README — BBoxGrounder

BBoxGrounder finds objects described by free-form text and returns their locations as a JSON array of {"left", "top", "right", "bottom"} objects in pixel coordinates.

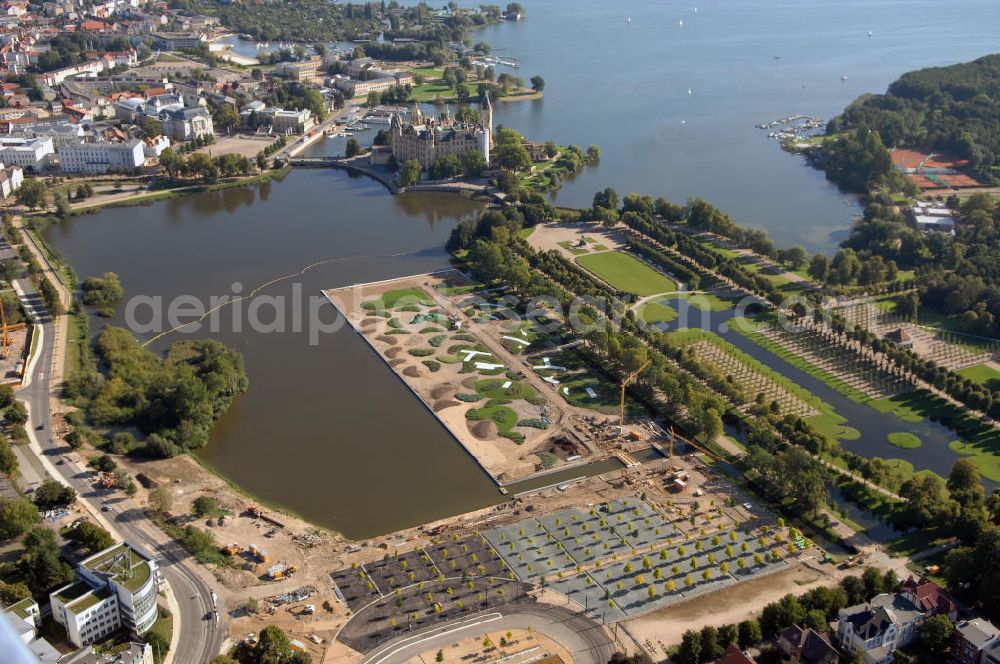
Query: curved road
[
  {"left": 359, "top": 603, "right": 614, "bottom": 664},
  {"left": 12, "top": 232, "right": 225, "bottom": 664}
]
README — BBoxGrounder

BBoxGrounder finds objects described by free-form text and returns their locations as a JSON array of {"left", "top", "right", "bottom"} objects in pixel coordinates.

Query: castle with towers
[{"left": 388, "top": 96, "right": 493, "bottom": 171}]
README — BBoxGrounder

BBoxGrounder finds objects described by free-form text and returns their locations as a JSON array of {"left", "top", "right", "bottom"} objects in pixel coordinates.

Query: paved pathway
[{"left": 359, "top": 603, "right": 614, "bottom": 664}]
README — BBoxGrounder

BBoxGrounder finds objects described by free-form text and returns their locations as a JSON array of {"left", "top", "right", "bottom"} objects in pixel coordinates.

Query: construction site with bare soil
[{"left": 323, "top": 270, "right": 656, "bottom": 486}]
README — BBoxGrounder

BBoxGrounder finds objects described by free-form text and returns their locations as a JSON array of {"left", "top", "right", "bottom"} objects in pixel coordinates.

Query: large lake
[{"left": 46, "top": 0, "right": 1000, "bottom": 538}]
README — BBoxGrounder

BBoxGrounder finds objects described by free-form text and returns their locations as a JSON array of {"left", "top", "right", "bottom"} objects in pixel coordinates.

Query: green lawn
[
  {"left": 673, "top": 292, "right": 737, "bottom": 312},
  {"left": 958, "top": 363, "right": 1000, "bottom": 391},
  {"left": 576, "top": 251, "right": 678, "bottom": 296},
  {"left": 637, "top": 301, "right": 678, "bottom": 324},
  {"left": 886, "top": 432, "right": 922, "bottom": 449},
  {"left": 364, "top": 287, "right": 433, "bottom": 310}
]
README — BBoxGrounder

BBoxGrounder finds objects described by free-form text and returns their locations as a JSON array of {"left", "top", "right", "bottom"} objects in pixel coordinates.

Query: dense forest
[
  {"left": 825, "top": 53, "right": 1000, "bottom": 184},
  {"left": 186, "top": 0, "right": 506, "bottom": 44},
  {"left": 64, "top": 327, "right": 249, "bottom": 458}
]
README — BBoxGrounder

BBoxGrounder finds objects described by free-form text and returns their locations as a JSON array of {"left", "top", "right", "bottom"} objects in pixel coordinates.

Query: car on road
[
  {"left": 101, "top": 504, "right": 112, "bottom": 512},
  {"left": 35, "top": 424, "right": 44, "bottom": 430},
  {"left": 743, "top": 502, "right": 753, "bottom": 510}
]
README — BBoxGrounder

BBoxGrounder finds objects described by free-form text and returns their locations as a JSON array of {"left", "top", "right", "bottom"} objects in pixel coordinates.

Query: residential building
[
  {"left": 899, "top": 576, "right": 957, "bottom": 621},
  {"left": 150, "top": 31, "right": 205, "bottom": 50},
  {"left": 953, "top": 619, "right": 1000, "bottom": 664},
  {"left": 331, "top": 71, "right": 414, "bottom": 97},
  {"left": 0, "top": 162, "right": 23, "bottom": 196},
  {"left": 3, "top": 597, "right": 62, "bottom": 663},
  {"left": 50, "top": 541, "right": 161, "bottom": 648},
  {"left": 277, "top": 57, "right": 323, "bottom": 81},
  {"left": 836, "top": 581, "right": 955, "bottom": 664},
  {"left": 114, "top": 94, "right": 213, "bottom": 141},
  {"left": 984, "top": 640, "right": 1000, "bottom": 664},
  {"left": 142, "top": 134, "right": 170, "bottom": 157},
  {"left": 389, "top": 97, "right": 492, "bottom": 171},
  {"left": 9, "top": 120, "right": 87, "bottom": 146},
  {"left": 59, "top": 138, "right": 145, "bottom": 173},
  {"left": 0, "top": 135, "right": 54, "bottom": 170},
  {"left": 61, "top": 641, "right": 154, "bottom": 664},
  {"left": 262, "top": 107, "right": 315, "bottom": 135},
  {"left": 716, "top": 643, "right": 757, "bottom": 664},
  {"left": 778, "top": 625, "right": 840, "bottom": 664}
]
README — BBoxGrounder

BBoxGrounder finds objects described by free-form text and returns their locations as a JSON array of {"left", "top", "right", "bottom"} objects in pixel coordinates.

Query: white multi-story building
[
  {"left": 0, "top": 162, "right": 23, "bottom": 196},
  {"left": 50, "top": 541, "right": 161, "bottom": 648},
  {"left": 0, "top": 136, "right": 54, "bottom": 171},
  {"left": 59, "top": 139, "right": 146, "bottom": 173},
  {"left": 114, "top": 94, "right": 214, "bottom": 142}
]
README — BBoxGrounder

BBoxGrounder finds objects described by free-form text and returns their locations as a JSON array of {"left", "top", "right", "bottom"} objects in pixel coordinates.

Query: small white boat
[
  {"left": 679, "top": 19, "right": 684, "bottom": 27},
  {"left": 626, "top": 16, "right": 631, "bottom": 24},
  {"left": 867, "top": 30, "right": 873, "bottom": 37},
  {"left": 687, "top": 87, "right": 693, "bottom": 96},
  {"left": 840, "top": 75, "right": 848, "bottom": 81}
]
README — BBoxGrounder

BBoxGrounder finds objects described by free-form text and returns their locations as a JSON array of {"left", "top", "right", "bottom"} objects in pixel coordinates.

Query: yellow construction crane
[
  {"left": 0, "top": 301, "right": 9, "bottom": 360},
  {"left": 619, "top": 359, "right": 651, "bottom": 438}
]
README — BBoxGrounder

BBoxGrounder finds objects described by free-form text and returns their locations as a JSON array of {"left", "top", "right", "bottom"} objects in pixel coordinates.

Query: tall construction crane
[
  {"left": 619, "top": 358, "right": 651, "bottom": 438},
  {"left": 0, "top": 301, "right": 9, "bottom": 360}
]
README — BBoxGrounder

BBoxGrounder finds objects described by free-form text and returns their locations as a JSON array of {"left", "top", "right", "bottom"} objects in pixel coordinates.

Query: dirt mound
[
  {"left": 470, "top": 420, "right": 497, "bottom": 440},
  {"left": 385, "top": 346, "right": 402, "bottom": 359},
  {"left": 434, "top": 400, "right": 460, "bottom": 412},
  {"left": 402, "top": 366, "right": 421, "bottom": 378},
  {"left": 430, "top": 384, "right": 455, "bottom": 400},
  {"left": 361, "top": 318, "right": 380, "bottom": 327},
  {"left": 376, "top": 335, "right": 399, "bottom": 346},
  {"left": 461, "top": 376, "right": 479, "bottom": 389},
  {"left": 389, "top": 358, "right": 406, "bottom": 368}
]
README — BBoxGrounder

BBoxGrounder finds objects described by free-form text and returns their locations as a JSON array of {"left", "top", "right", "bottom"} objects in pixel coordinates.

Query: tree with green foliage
[
  {"left": 0, "top": 580, "right": 31, "bottom": 605},
  {"left": 192, "top": 495, "right": 221, "bottom": 518},
  {"left": 32, "top": 479, "right": 76, "bottom": 510},
  {"left": 530, "top": 75, "right": 545, "bottom": 92},
  {"left": 399, "top": 159, "right": 422, "bottom": 187},
  {"left": 0, "top": 436, "right": 16, "bottom": 476},
  {"left": 675, "top": 630, "right": 701, "bottom": 664},
  {"left": 19, "top": 526, "right": 73, "bottom": 595},
  {"left": 15, "top": 178, "right": 47, "bottom": 210},
  {"left": 737, "top": 619, "right": 762, "bottom": 650},
  {"left": 65, "top": 521, "right": 114, "bottom": 554},
  {"left": 0, "top": 496, "right": 38, "bottom": 540},
  {"left": 345, "top": 137, "right": 362, "bottom": 158},
  {"left": 921, "top": 614, "right": 954, "bottom": 654},
  {"left": 81, "top": 272, "right": 124, "bottom": 306}
]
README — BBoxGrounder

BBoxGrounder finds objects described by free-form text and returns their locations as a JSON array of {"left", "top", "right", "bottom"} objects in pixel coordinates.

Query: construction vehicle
[
  {"left": 619, "top": 359, "right": 651, "bottom": 439},
  {"left": 222, "top": 543, "right": 242, "bottom": 556},
  {"left": 248, "top": 544, "right": 269, "bottom": 563},
  {"left": 267, "top": 563, "right": 297, "bottom": 580},
  {"left": 0, "top": 301, "right": 10, "bottom": 359}
]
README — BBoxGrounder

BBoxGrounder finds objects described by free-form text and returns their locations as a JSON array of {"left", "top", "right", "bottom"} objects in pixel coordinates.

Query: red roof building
[
  {"left": 717, "top": 644, "right": 757, "bottom": 664},
  {"left": 899, "top": 576, "right": 957, "bottom": 620}
]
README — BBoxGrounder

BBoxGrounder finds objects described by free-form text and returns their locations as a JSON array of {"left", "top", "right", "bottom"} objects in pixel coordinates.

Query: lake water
[
  {"left": 312, "top": 0, "right": 1000, "bottom": 251},
  {"left": 45, "top": 0, "right": 1000, "bottom": 538}
]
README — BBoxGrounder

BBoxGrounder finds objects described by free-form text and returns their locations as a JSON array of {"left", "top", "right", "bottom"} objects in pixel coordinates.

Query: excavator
[
  {"left": 0, "top": 300, "right": 10, "bottom": 360},
  {"left": 619, "top": 358, "right": 651, "bottom": 439}
]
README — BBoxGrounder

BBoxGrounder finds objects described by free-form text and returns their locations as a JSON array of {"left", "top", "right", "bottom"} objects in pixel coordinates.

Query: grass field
[
  {"left": 637, "top": 301, "right": 678, "bottom": 324},
  {"left": 672, "top": 292, "right": 737, "bottom": 312},
  {"left": 364, "top": 287, "right": 433, "bottom": 310},
  {"left": 576, "top": 251, "right": 678, "bottom": 296},
  {"left": 958, "top": 363, "right": 1000, "bottom": 391},
  {"left": 886, "top": 432, "right": 922, "bottom": 449}
]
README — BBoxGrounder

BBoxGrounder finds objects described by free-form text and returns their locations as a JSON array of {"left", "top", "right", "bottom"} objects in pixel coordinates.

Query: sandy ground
[
  {"left": 196, "top": 134, "right": 278, "bottom": 159},
  {"left": 324, "top": 271, "right": 596, "bottom": 484},
  {"left": 624, "top": 563, "right": 831, "bottom": 656},
  {"left": 405, "top": 628, "right": 573, "bottom": 664},
  {"left": 526, "top": 223, "right": 625, "bottom": 259}
]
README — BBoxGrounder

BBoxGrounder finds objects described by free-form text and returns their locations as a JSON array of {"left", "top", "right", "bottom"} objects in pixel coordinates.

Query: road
[
  {"left": 10, "top": 229, "right": 226, "bottom": 664},
  {"left": 359, "top": 603, "right": 614, "bottom": 664}
]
